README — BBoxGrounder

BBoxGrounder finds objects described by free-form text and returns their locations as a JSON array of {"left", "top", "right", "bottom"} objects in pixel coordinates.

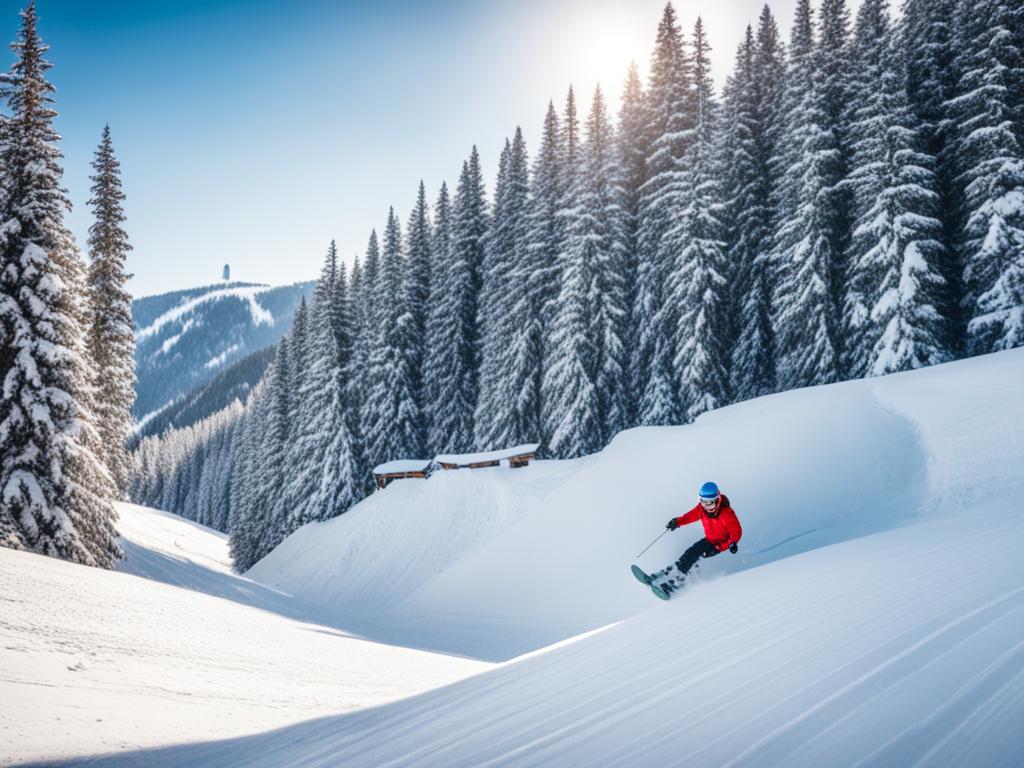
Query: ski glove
[
  {"left": 666, "top": 518, "right": 680, "bottom": 531},
  {"left": 729, "top": 543, "right": 738, "bottom": 554}
]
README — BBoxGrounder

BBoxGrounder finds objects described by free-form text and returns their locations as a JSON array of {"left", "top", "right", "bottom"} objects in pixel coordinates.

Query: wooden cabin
[
  {"left": 433, "top": 443, "right": 540, "bottom": 471},
  {"left": 372, "top": 459, "right": 431, "bottom": 490}
]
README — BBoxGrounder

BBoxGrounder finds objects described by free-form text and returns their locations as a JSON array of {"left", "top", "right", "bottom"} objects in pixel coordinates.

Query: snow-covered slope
[
  {"left": 0, "top": 505, "right": 488, "bottom": 766},
  {"left": 9, "top": 350, "right": 1024, "bottom": 768},
  {"left": 132, "top": 281, "right": 314, "bottom": 430},
  {"left": 59, "top": 510, "right": 1024, "bottom": 768},
  {"left": 249, "top": 349, "right": 1023, "bottom": 662}
]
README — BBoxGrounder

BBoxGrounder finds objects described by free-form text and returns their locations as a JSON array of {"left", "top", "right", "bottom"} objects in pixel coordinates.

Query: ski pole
[{"left": 635, "top": 529, "right": 668, "bottom": 559}]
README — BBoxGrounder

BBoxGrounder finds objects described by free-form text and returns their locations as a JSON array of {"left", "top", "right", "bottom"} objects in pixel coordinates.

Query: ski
[{"left": 631, "top": 565, "right": 672, "bottom": 600}]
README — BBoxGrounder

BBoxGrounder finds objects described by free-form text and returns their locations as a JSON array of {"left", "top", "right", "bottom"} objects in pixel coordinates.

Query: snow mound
[{"left": 249, "top": 349, "right": 1024, "bottom": 661}]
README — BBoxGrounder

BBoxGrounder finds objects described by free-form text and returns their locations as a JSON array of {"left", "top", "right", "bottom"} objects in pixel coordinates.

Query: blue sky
[{"left": 4, "top": 0, "right": 828, "bottom": 297}]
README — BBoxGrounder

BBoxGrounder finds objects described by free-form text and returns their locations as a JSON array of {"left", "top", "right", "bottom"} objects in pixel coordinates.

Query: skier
[{"left": 656, "top": 481, "right": 742, "bottom": 595}]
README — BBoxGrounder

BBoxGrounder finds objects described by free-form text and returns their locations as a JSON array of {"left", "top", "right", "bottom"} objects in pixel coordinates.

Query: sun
[{"left": 565, "top": 3, "right": 653, "bottom": 104}]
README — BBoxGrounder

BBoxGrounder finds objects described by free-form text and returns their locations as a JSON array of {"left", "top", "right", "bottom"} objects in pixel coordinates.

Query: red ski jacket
[{"left": 672, "top": 493, "right": 742, "bottom": 551}]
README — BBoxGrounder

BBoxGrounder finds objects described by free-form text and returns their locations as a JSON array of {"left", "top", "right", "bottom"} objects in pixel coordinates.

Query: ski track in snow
[{"left": 6, "top": 349, "right": 1024, "bottom": 767}]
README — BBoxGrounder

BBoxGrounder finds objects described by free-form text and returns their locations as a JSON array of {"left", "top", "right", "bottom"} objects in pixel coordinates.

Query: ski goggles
[{"left": 699, "top": 495, "right": 719, "bottom": 509}]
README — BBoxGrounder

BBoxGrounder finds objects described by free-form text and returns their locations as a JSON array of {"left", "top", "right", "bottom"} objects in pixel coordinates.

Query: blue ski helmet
[{"left": 699, "top": 481, "right": 719, "bottom": 500}]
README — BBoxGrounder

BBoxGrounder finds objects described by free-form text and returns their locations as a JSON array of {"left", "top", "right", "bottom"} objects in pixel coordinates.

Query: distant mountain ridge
[
  {"left": 132, "top": 281, "right": 314, "bottom": 430},
  {"left": 134, "top": 346, "right": 277, "bottom": 440}
]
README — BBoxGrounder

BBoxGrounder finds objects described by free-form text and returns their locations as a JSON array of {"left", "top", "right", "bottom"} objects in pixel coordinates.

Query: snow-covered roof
[
  {"left": 372, "top": 459, "right": 431, "bottom": 475},
  {"left": 433, "top": 443, "right": 540, "bottom": 466}
]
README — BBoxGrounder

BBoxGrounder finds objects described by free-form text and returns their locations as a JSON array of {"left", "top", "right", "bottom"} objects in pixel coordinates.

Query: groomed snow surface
[{"left": 5, "top": 349, "right": 1024, "bottom": 767}]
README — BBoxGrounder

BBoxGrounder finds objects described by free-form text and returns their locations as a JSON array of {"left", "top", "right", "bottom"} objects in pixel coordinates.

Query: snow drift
[{"left": 248, "top": 350, "right": 1023, "bottom": 661}]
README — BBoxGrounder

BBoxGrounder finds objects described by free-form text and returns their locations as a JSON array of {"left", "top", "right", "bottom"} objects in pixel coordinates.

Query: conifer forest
[{"left": 2, "top": 0, "right": 1022, "bottom": 572}]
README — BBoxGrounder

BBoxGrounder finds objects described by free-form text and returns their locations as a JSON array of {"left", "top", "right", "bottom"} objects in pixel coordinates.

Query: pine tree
[
  {"left": 561, "top": 86, "right": 581, "bottom": 207},
  {"left": 474, "top": 139, "right": 513, "bottom": 448},
  {"left": 366, "top": 207, "right": 422, "bottom": 464},
  {"left": 287, "top": 250, "right": 360, "bottom": 526},
  {"left": 770, "top": 0, "right": 844, "bottom": 390},
  {"left": 844, "top": 0, "right": 951, "bottom": 376},
  {"left": 405, "top": 181, "right": 432, "bottom": 415},
  {"left": 667, "top": 18, "right": 730, "bottom": 421},
  {"left": 817, "top": 0, "right": 856, "bottom": 362},
  {"left": 635, "top": 2, "right": 692, "bottom": 425},
  {"left": 85, "top": 124, "right": 135, "bottom": 496},
  {"left": 229, "top": 384, "right": 268, "bottom": 571},
  {"left": 288, "top": 296, "right": 309, "bottom": 396},
  {"left": 902, "top": 0, "right": 963, "bottom": 349},
  {"left": 727, "top": 8, "right": 785, "bottom": 401},
  {"left": 476, "top": 131, "right": 531, "bottom": 448},
  {"left": 616, "top": 63, "right": 647, "bottom": 425},
  {"left": 949, "top": 0, "right": 1024, "bottom": 353},
  {"left": 586, "top": 87, "right": 630, "bottom": 440},
  {"left": 423, "top": 182, "right": 451, "bottom": 454},
  {"left": 428, "top": 149, "right": 486, "bottom": 453},
  {"left": 354, "top": 230, "right": 379, "bottom": 461},
  {"left": 544, "top": 87, "right": 630, "bottom": 454},
  {"left": 318, "top": 261, "right": 361, "bottom": 517},
  {"left": 0, "top": 2, "right": 120, "bottom": 566},
  {"left": 318, "top": 239, "right": 342, "bottom": 352},
  {"left": 519, "top": 104, "right": 564, "bottom": 447},
  {"left": 346, "top": 251, "right": 372, "bottom": 492}
]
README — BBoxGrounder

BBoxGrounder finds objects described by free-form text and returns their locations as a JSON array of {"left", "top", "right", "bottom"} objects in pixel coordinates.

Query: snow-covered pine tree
[
  {"left": 346, "top": 251, "right": 372, "bottom": 491},
  {"left": 283, "top": 248, "right": 334, "bottom": 527},
  {"left": 0, "top": 2, "right": 120, "bottom": 566},
  {"left": 586, "top": 87, "right": 630, "bottom": 441},
  {"left": 85, "top": 124, "right": 136, "bottom": 496},
  {"left": 541, "top": 135, "right": 599, "bottom": 456},
  {"left": 405, "top": 181, "right": 432, "bottom": 416},
  {"left": 474, "top": 139, "right": 512, "bottom": 448},
  {"left": 558, "top": 84, "right": 580, "bottom": 244},
  {"left": 667, "top": 18, "right": 730, "bottom": 421},
  {"left": 616, "top": 63, "right": 647, "bottom": 425},
  {"left": 287, "top": 248, "right": 360, "bottom": 526},
  {"left": 423, "top": 182, "right": 451, "bottom": 454},
  {"left": 544, "top": 86, "right": 630, "bottom": 454},
  {"left": 843, "top": 0, "right": 950, "bottom": 376},
  {"left": 354, "top": 229, "right": 380, "bottom": 460},
  {"left": 635, "top": 1, "right": 692, "bottom": 425},
  {"left": 473, "top": 135, "right": 520, "bottom": 448},
  {"left": 428, "top": 149, "right": 487, "bottom": 453},
  {"left": 517, "top": 104, "right": 563, "bottom": 448},
  {"left": 318, "top": 239, "right": 342, "bottom": 351},
  {"left": 288, "top": 296, "right": 309, "bottom": 398},
  {"left": 818, "top": 0, "right": 856, "bottom": 362},
  {"left": 248, "top": 336, "right": 292, "bottom": 558},
  {"left": 317, "top": 260, "right": 361, "bottom": 518},
  {"left": 365, "top": 207, "right": 422, "bottom": 465},
  {"left": 539, "top": 87, "right": 586, "bottom": 443},
  {"left": 902, "top": 0, "right": 962, "bottom": 349},
  {"left": 228, "top": 382, "right": 268, "bottom": 571},
  {"left": 726, "top": 8, "right": 785, "bottom": 401},
  {"left": 770, "top": 0, "right": 844, "bottom": 390},
  {"left": 475, "top": 132, "right": 532, "bottom": 449},
  {"left": 948, "top": 0, "right": 1024, "bottom": 354}
]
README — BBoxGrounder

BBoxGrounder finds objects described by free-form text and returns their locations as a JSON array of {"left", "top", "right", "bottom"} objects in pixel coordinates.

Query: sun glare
[{"left": 565, "top": 6, "right": 652, "bottom": 105}]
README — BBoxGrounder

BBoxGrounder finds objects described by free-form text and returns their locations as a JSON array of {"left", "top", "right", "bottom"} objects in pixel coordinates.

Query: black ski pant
[{"left": 674, "top": 538, "right": 720, "bottom": 579}]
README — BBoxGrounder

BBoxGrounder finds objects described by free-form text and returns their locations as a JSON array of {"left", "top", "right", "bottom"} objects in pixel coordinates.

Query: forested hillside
[
  {"left": 131, "top": 0, "right": 1024, "bottom": 570},
  {"left": 132, "top": 281, "right": 314, "bottom": 427}
]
